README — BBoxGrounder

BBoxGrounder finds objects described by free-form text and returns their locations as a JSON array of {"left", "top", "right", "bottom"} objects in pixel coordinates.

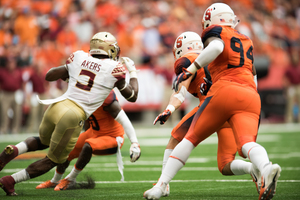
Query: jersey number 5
[
  {"left": 228, "top": 37, "right": 253, "bottom": 68},
  {"left": 76, "top": 69, "right": 96, "bottom": 91}
]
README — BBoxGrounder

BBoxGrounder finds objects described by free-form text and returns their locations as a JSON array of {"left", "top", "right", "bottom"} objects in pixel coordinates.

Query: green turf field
[{"left": 0, "top": 124, "right": 299, "bottom": 200}]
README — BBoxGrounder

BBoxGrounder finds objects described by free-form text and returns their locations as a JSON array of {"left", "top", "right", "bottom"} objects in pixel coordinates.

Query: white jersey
[{"left": 37, "top": 50, "right": 126, "bottom": 119}]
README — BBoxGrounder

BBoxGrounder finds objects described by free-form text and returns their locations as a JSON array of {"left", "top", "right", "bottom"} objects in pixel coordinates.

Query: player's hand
[
  {"left": 200, "top": 77, "right": 212, "bottom": 96},
  {"left": 172, "top": 68, "right": 193, "bottom": 92},
  {"left": 130, "top": 142, "right": 141, "bottom": 162},
  {"left": 121, "top": 57, "right": 136, "bottom": 73},
  {"left": 153, "top": 109, "right": 172, "bottom": 125}
]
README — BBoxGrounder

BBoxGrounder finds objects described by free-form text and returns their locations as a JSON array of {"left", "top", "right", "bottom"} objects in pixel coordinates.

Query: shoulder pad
[
  {"left": 174, "top": 57, "right": 192, "bottom": 76},
  {"left": 201, "top": 25, "right": 223, "bottom": 44}
]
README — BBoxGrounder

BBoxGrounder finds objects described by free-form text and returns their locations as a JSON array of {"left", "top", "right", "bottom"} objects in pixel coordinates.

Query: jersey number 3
[
  {"left": 76, "top": 69, "right": 96, "bottom": 91},
  {"left": 228, "top": 37, "right": 253, "bottom": 68}
]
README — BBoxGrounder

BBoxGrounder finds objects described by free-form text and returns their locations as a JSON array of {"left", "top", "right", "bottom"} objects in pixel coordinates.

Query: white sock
[
  {"left": 230, "top": 160, "right": 252, "bottom": 175},
  {"left": 11, "top": 169, "right": 30, "bottom": 183},
  {"left": 51, "top": 169, "right": 64, "bottom": 183},
  {"left": 16, "top": 141, "right": 28, "bottom": 155},
  {"left": 65, "top": 165, "right": 81, "bottom": 181},
  {"left": 162, "top": 149, "right": 173, "bottom": 172},
  {"left": 242, "top": 142, "right": 270, "bottom": 174},
  {"left": 157, "top": 139, "right": 194, "bottom": 186}
]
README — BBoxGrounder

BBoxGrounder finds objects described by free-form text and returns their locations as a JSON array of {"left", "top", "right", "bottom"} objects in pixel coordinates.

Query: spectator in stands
[
  {"left": 0, "top": 57, "right": 24, "bottom": 134},
  {"left": 283, "top": 51, "right": 300, "bottom": 123}
]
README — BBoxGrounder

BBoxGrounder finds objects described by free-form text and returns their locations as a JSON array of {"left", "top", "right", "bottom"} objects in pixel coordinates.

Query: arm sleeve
[
  {"left": 115, "top": 109, "right": 138, "bottom": 143},
  {"left": 194, "top": 39, "right": 224, "bottom": 68}
]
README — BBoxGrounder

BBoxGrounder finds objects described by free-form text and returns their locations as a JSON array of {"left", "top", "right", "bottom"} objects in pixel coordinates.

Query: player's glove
[
  {"left": 130, "top": 142, "right": 141, "bottom": 162},
  {"left": 200, "top": 77, "right": 212, "bottom": 96},
  {"left": 121, "top": 57, "right": 137, "bottom": 76},
  {"left": 172, "top": 68, "right": 193, "bottom": 92},
  {"left": 153, "top": 109, "right": 172, "bottom": 125}
]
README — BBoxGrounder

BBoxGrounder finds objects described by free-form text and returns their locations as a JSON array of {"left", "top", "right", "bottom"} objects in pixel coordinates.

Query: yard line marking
[
  {"left": 3, "top": 166, "right": 299, "bottom": 173},
  {"left": 21, "top": 179, "right": 300, "bottom": 184}
]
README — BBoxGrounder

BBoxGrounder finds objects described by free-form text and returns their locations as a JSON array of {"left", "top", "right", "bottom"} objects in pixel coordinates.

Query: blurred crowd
[{"left": 0, "top": 0, "right": 300, "bottom": 134}]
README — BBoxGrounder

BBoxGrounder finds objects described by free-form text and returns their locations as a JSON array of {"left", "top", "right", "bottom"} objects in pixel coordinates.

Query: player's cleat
[
  {"left": 144, "top": 182, "right": 167, "bottom": 200},
  {"left": 54, "top": 178, "right": 76, "bottom": 191},
  {"left": 250, "top": 164, "right": 261, "bottom": 194},
  {"left": 259, "top": 163, "right": 281, "bottom": 200},
  {"left": 152, "top": 182, "right": 170, "bottom": 196},
  {"left": 36, "top": 180, "right": 57, "bottom": 189},
  {"left": 0, "top": 175, "right": 17, "bottom": 196},
  {"left": 0, "top": 145, "right": 19, "bottom": 171}
]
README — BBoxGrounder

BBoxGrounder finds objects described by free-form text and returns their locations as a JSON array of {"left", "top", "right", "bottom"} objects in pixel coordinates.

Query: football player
[
  {"left": 144, "top": 3, "right": 281, "bottom": 200},
  {"left": 0, "top": 32, "right": 139, "bottom": 196},
  {"left": 35, "top": 90, "right": 140, "bottom": 190},
  {"left": 148, "top": 31, "right": 260, "bottom": 198}
]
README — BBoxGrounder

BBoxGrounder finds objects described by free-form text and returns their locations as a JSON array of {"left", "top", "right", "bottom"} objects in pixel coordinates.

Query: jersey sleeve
[
  {"left": 201, "top": 25, "right": 223, "bottom": 44},
  {"left": 111, "top": 62, "right": 126, "bottom": 80},
  {"left": 174, "top": 57, "right": 192, "bottom": 76},
  {"left": 102, "top": 90, "right": 118, "bottom": 107}
]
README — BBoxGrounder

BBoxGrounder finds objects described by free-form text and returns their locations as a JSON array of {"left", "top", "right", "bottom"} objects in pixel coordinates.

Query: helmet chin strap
[{"left": 233, "top": 19, "right": 240, "bottom": 28}]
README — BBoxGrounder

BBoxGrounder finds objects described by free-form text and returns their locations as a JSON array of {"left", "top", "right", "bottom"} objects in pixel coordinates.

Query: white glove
[
  {"left": 121, "top": 57, "right": 137, "bottom": 78},
  {"left": 130, "top": 143, "right": 141, "bottom": 162}
]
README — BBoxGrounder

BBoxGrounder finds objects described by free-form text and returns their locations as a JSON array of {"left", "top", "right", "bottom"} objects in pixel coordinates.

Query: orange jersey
[
  {"left": 174, "top": 53, "right": 206, "bottom": 103},
  {"left": 87, "top": 90, "right": 124, "bottom": 137},
  {"left": 201, "top": 25, "right": 256, "bottom": 90}
]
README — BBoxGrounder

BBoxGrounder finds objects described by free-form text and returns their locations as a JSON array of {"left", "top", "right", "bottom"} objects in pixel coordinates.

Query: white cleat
[
  {"left": 144, "top": 182, "right": 167, "bottom": 200},
  {"left": 259, "top": 163, "right": 281, "bottom": 200},
  {"left": 250, "top": 164, "right": 261, "bottom": 194},
  {"left": 162, "top": 183, "right": 170, "bottom": 197}
]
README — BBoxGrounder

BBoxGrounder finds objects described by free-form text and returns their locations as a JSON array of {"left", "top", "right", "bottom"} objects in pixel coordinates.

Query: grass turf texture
[{"left": 0, "top": 125, "right": 299, "bottom": 200}]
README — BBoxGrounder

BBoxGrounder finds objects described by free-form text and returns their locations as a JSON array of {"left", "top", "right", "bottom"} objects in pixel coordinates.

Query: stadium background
[{"left": 0, "top": 0, "right": 300, "bottom": 134}]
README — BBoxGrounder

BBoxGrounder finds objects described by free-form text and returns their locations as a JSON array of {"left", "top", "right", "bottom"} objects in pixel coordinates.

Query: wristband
[
  {"left": 166, "top": 104, "right": 175, "bottom": 113},
  {"left": 129, "top": 71, "right": 138, "bottom": 79}
]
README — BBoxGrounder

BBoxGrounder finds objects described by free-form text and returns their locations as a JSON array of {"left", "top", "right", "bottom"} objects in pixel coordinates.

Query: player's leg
[
  {"left": 0, "top": 100, "right": 85, "bottom": 196},
  {"left": 36, "top": 129, "right": 92, "bottom": 189},
  {"left": 54, "top": 135, "right": 121, "bottom": 191},
  {"left": 227, "top": 85, "right": 281, "bottom": 200},
  {"left": 144, "top": 96, "right": 227, "bottom": 199},
  {"left": 0, "top": 103, "right": 55, "bottom": 172}
]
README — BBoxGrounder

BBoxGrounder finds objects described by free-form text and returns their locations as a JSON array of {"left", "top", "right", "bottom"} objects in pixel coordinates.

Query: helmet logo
[
  {"left": 204, "top": 8, "right": 212, "bottom": 21},
  {"left": 176, "top": 36, "right": 183, "bottom": 48}
]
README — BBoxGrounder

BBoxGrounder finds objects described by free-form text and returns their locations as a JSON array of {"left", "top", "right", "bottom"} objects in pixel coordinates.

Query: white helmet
[
  {"left": 173, "top": 31, "right": 203, "bottom": 60},
  {"left": 202, "top": 3, "right": 236, "bottom": 30},
  {"left": 90, "top": 32, "right": 120, "bottom": 61}
]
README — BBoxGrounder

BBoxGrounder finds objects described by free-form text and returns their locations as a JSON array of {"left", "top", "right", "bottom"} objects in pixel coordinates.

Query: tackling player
[
  {"left": 35, "top": 90, "right": 140, "bottom": 190},
  {"left": 148, "top": 31, "right": 261, "bottom": 198},
  {"left": 144, "top": 3, "right": 281, "bottom": 200},
  {"left": 0, "top": 32, "right": 139, "bottom": 196}
]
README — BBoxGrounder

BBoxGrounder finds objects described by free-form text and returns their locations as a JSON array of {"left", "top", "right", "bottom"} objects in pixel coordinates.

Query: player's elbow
[{"left": 126, "top": 93, "right": 138, "bottom": 102}]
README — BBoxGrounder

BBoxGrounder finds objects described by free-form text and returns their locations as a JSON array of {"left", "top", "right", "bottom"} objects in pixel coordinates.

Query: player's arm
[
  {"left": 115, "top": 57, "right": 138, "bottom": 102},
  {"left": 154, "top": 74, "right": 193, "bottom": 125},
  {"left": 104, "top": 100, "right": 141, "bottom": 162},
  {"left": 45, "top": 65, "right": 69, "bottom": 82},
  {"left": 173, "top": 36, "right": 224, "bottom": 92}
]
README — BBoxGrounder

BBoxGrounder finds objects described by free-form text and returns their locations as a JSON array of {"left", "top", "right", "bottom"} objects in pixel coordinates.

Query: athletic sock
[
  {"left": 11, "top": 169, "right": 30, "bottom": 183},
  {"left": 242, "top": 142, "right": 271, "bottom": 174},
  {"left": 51, "top": 169, "right": 64, "bottom": 183},
  {"left": 65, "top": 165, "right": 82, "bottom": 182},
  {"left": 162, "top": 149, "right": 173, "bottom": 172},
  {"left": 157, "top": 139, "right": 194, "bottom": 186},
  {"left": 15, "top": 142, "right": 28, "bottom": 155},
  {"left": 230, "top": 160, "right": 252, "bottom": 175}
]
